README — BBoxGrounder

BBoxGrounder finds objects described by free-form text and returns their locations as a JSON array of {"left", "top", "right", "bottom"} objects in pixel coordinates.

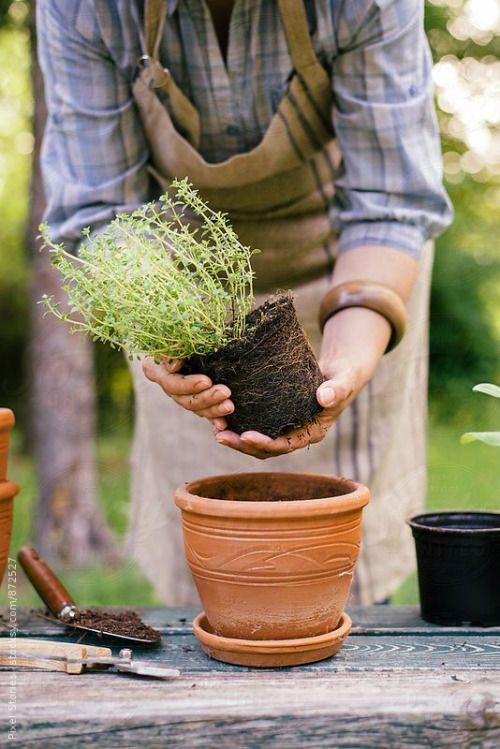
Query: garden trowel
[{"left": 18, "top": 547, "right": 161, "bottom": 646}]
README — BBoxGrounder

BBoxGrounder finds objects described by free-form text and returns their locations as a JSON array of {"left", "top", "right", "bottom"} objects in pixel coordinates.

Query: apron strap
[
  {"left": 277, "top": 0, "right": 322, "bottom": 73},
  {"left": 145, "top": 0, "right": 167, "bottom": 60},
  {"left": 142, "top": 0, "right": 201, "bottom": 147}
]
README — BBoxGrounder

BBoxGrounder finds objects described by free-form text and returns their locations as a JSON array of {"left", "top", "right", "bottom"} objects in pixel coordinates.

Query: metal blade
[
  {"left": 8, "top": 651, "right": 180, "bottom": 679},
  {"left": 115, "top": 662, "right": 181, "bottom": 679}
]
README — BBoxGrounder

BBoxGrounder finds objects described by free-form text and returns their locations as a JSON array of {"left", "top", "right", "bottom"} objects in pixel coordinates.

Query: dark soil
[
  {"left": 72, "top": 609, "right": 161, "bottom": 643},
  {"left": 182, "top": 294, "right": 325, "bottom": 439}
]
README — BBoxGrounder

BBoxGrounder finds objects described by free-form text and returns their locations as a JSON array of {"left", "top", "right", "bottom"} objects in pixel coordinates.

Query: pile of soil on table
[
  {"left": 72, "top": 609, "right": 161, "bottom": 643},
  {"left": 183, "top": 294, "right": 325, "bottom": 439}
]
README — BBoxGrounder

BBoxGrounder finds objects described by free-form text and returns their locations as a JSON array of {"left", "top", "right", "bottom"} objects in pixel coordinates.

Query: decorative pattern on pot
[
  {"left": 175, "top": 472, "right": 370, "bottom": 641},
  {"left": 182, "top": 518, "right": 360, "bottom": 580}
]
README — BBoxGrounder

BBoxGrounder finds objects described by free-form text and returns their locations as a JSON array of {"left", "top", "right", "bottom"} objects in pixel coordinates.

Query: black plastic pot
[{"left": 408, "top": 512, "right": 500, "bottom": 626}]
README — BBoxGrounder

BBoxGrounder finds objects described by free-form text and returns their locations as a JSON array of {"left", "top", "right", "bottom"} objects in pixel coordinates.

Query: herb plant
[
  {"left": 40, "top": 179, "right": 256, "bottom": 360},
  {"left": 460, "top": 383, "right": 500, "bottom": 447}
]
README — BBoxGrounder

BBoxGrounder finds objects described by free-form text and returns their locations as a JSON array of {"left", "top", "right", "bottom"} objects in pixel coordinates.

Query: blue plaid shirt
[{"left": 38, "top": 0, "right": 452, "bottom": 257}]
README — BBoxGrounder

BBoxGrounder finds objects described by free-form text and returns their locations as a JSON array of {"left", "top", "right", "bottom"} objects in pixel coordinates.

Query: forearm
[
  {"left": 319, "top": 245, "right": 419, "bottom": 388},
  {"left": 330, "top": 245, "right": 418, "bottom": 302}
]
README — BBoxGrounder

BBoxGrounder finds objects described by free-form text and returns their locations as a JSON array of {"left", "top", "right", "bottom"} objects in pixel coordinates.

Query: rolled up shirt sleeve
[
  {"left": 37, "top": 0, "right": 150, "bottom": 250},
  {"left": 331, "top": 0, "right": 453, "bottom": 257}
]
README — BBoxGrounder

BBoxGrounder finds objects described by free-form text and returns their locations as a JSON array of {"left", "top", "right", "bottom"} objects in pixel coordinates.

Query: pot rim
[
  {"left": 0, "top": 480, "right": 19, "bottom": 501},
  {"left": 0, "top": 409, "right": 15, "bottom": 431},
  {"left": 408, "top": 511, "right": 500, "bottom": 536},
  {"left": 175, "top": 472, "right": 370, "bottom": 518}
]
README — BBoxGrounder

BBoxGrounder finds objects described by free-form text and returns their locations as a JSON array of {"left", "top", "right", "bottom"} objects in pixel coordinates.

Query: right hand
[{"left": 142, "top": 357, "right": 234, "bottom": 432}]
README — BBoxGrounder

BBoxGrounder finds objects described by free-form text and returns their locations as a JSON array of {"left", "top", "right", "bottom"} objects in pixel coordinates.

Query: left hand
[
  {"left": 214, "top": 358, "right": 358, "bottom": 459},
  {"left": 214, "top": 306, "right": 392, "bottom": 460}
]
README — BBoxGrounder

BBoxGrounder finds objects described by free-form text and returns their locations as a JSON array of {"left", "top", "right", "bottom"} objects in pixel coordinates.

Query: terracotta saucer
[{"left": 192, "top": 611, "right": 352, "bottom": 668}]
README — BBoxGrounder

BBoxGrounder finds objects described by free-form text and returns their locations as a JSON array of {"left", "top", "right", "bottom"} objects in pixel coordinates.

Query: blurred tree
[
  {"left": 0, "top": 2, "right": 31, "bottom": 428},
  {"left": 1, "top": 0, "right": 117, "bottom": 564}
]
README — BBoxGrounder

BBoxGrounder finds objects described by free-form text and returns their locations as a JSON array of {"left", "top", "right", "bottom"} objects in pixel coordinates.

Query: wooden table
[{"left": 1, "top": 606, "right": 499, "bottom": 747}]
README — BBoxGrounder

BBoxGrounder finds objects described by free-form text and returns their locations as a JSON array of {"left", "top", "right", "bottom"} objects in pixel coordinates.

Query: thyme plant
[{"left": 40, "top": 179, "right": 256, "bottom": 360}]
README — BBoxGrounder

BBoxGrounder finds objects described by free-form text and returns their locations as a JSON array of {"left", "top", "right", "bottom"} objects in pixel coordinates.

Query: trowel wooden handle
[{"left": 18, "top": 547, "right": 75, "bottom": 617}]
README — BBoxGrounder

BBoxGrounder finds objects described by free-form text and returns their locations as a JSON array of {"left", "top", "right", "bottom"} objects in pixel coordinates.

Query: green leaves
[
  {"left": 40, "top": 180, "right": 256, "bottom": 360},
  {"left": 460, "top": 383, "right": 500, "bottom": 447},
  {"left": 460, "top": 432, "right": 500, "bottom": 447},
  {"left": 473, "top": 383, "right": 500, "bottom": 399}
]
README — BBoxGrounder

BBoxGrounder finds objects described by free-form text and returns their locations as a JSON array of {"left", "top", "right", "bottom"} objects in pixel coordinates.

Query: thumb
[
  {"left": 317, "top": 380, "right": 337, "bottom": 408},
  {"left": 317, "top": 377, "right": 354, "bottom": 409}
]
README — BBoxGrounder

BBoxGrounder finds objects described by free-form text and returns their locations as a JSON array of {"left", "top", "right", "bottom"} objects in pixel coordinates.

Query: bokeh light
[{"left": 429, "top": 0, "right": 500, "bottom": 182}]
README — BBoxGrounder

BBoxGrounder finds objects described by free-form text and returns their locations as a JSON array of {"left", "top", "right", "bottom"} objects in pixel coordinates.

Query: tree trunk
[{"left": 28, "top": 1, "right": 118, "bottom": 565}]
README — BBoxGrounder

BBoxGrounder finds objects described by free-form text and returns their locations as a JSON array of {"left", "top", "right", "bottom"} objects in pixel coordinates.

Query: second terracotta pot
[
  {"left": 0, "top": 409, "right": 19, "bottom": 586},
  {"left": 0, "top": 409, "right": 15, "bottom": 481},
  {"left": 175, "top": 472, "right": 370, "bottom": 640}
]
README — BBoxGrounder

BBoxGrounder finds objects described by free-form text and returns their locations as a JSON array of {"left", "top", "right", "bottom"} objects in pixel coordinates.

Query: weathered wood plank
[
  {"left": 1, "top": 670, "right": 499, "bottom": 748},
  {"left": 5, "top": 606, "right": 500, "bottom": 637},
  {"left": 100, "top": 632, "right": 500, "bottom": 672},
  {"left": 2, "top": 606, "right": 500, "bottom": 748},
  {"left": 6, "top": 632, "right": 500, "bottom": 672}
]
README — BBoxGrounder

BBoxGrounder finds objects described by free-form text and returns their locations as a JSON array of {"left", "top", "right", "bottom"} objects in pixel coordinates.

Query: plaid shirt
[{"left": 38, "top": 0, "right": 452, "bottom": 257}]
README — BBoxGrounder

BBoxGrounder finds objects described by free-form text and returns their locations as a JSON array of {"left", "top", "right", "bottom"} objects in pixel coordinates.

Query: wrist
[{"left": 319, "top": 307, "right": 390, "bottom": 387}]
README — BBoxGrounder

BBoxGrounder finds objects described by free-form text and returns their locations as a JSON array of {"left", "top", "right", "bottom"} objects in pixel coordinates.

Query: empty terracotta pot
[
  {"left": 175, "top": 472, "right": 370, "bottom": 640},
  {"left": 0, "top": 409, "right": 19, "bottom": 586}
]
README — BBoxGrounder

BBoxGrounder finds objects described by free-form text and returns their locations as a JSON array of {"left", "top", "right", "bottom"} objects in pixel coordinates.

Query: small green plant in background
[
  {"left": 461, "top": 383, "right": 500, "bottom": 447},
  {"left": 40, "top": 179, "right": 257, "bottom": 361}
]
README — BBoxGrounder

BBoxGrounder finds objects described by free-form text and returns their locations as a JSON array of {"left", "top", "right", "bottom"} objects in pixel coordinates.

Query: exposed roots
[{"left": 183, "top": 294, "right": 325, "bottom": 438}]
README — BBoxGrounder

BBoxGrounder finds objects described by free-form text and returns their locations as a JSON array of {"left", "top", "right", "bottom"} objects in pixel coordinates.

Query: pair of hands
[
  {"left": 142, "top": 306, "right": 392, "bottom": 460},
  {"left": 142, "top": 355, "right": 357, "bottom": 460}
]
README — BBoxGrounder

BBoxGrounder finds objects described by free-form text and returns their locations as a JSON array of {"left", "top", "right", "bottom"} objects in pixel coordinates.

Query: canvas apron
[{"left": 126, "top": 0, "right": 433, "bottom": 605}]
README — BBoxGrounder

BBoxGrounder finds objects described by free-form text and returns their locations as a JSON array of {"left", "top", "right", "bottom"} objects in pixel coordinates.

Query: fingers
[
  {"left": 173, "top": 384, "right": 231, "bottom": 411},
  {"left": 174, "top": 385, "right": 234, "bottom": 419},
  {"left": 216, "top": 419, "right": 329, "bottom": 460},
  {"left": 142, "top": 357, "right": 212, "bottom": 396},
  {"left": 215, "top": 430, "right": 270, "bottom": 459},
  {"left": 242, "top": 421, "right": 326, "bottom": 455},
  {"left": 211, "top": 417, "right": 228, "bottom": 432},
  {"left": 142, "top": 357, "right": 234, "bottom": 419}
]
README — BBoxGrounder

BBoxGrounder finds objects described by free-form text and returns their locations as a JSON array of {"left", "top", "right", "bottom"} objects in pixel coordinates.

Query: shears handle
[{"left": 0, "top": 638, "right": 111, "bottom": 674}]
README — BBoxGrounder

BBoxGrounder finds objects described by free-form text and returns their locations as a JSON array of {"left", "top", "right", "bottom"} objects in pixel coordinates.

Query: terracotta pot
[
  {"left": 0, "top": 409, "right": 19, "bottom": 586},
  {"left": 0, "top": 409, "right": 15, "bottom": 481},
  {"left": 175, "top": 472, "right": 370, "bottom": 640}
]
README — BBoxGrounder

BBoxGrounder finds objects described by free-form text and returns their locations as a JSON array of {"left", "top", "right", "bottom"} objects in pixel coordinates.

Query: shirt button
[{"left": 226, "top": 124, "right": 241, "bottom": 136}]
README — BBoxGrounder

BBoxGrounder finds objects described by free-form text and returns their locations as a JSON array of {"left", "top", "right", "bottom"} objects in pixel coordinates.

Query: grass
[
  {"left": 2, "top": 403, "right": 499, "bottom": 608},
  {"left": 3, "top": 430, "right": 160, "bottom": 608}
]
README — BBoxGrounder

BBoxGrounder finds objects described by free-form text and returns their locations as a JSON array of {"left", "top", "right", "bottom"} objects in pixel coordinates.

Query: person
[{"left": 38, "top": 0, "right": 452, "bottom": 605}]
